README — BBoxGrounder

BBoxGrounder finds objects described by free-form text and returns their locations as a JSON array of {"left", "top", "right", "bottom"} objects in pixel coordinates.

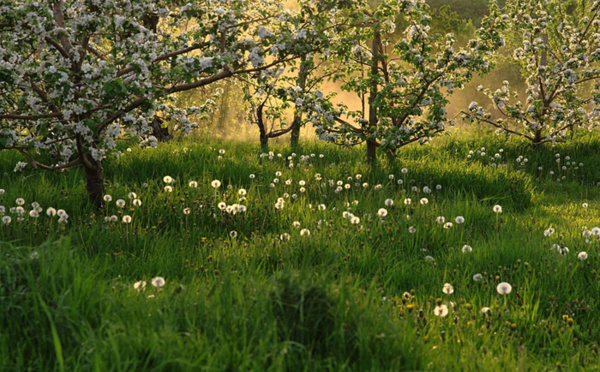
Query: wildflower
[
  {"left": 443, "top": 222, "right": 453, "bottom": 229},
  {"left": 229, "top": 230, "right": 238, "bottom": 239},
  {"left": 122, "top": 215, "right": 132, "bottom": 224},
  {"left": 300, "top": 228, "right": 310, "bottom": 236},
  {"left": 103, "top": 194, "right": 113, "bottom": 202},
  {"left": 280, "top": 233, "right": 290, "bottom": 241},
  {"left": 46, "top": 207, "right": 57, "bottom": 217},
  {"left": 292, "top": 221, "right": 301, "bottom": 228},
  {"left": 238, "top": 189, "right": 247, "bottom": 196},
  {"left": 433, "top": 304, "right": 449, "bottom": 317},
  {"left": 151, "top": 276, "right": 165, "bottom": 287},
  {"left": 16, "top": 198, "right": 25, "bottom": 206},
  {"left": 128, "top": 192, "right": 137, "bottom": 199},
  {"left": 183, "top": 208, "right": 191, "bottom": 215},
  {"left": 436, "top": 216, "right": 445, "bottom": 224},
  {"left": 385, "top": 199, "right": 394, "bottom": 207},
  {"left": 481, "top": 307, "right": 491, "bottom": 315},
  {"left": 29, "top": 210, "right": 39, "bottom": 218},
  {"left": 218, "top": 202, "right": 226, "bottom": 210},
  {"left": 420, "top": 198, "right": 428, "bottom": 205},
  {"left": 249, "top": 174, "right": 256, "bottom": 179},
  {"left": 442, "top": 283, "right": 454, "bottom": 294},
  {"left": 163, "top": 176, "right": 173, "bottom": 184},
  {"left": 134, "top": 281, "right": 146, "bottom": 291},
  {"left": 404, "top": 198, "right": 412, "bottom": 205},
  {"left": 455, "top": 216, "right": 465, "bottom": 224},
  {"left": 408, "top": 226, "right": 416, "bottom": 234},
  {"left": 116, "top": 199, "right": 126, "bottom": 208},
  {"left": 493, "top": 205, "right": 502, "bottom": 213},
  {"left": 578, "top": 251, "right": 588, "bottom": 261},
  {"left": 318, "top": 204, "right": 326, "bottom": 211},
  {"left": 211, "top": 180, "right": 221, "bottom": 189},
  {"left": 583, "top": 203, "right": 588, "bottom": 208},
  {"left": 425, "top": 255, "right": 434, "bottom": 261},
  {"left": 164, "top": 186, "right": 173, "bottom": 192},
  {"left": 496, "top": 282, "right": 512, "bottom": 295},
  {"left": 377, "top": 208, "right": 388, "bottom": 218},
  {"left": 189, "top": 181, "right": 198, "bottom": 188},
  {"left": 2, "top": 216, "right": 11, "bottom": 225},
  {"left": 133, "top": 199, "right": 142, "bottom": 207},
  {"left": 462, "top": 245, "right": 473, "bottom": 253},
  {"left": 473, "top": 273, "right": 483, "bottom": 282}
]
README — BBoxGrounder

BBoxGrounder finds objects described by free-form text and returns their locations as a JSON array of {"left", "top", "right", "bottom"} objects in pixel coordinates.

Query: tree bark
[
  {"left": 256, "top": 104, "right": 269, "bottom": 152},
  {"left": 367, "top": 30, "right": 381, "bottom": 164},
  {"left": 83, "top": 156, "right": 104, "bottom": 210},
  {"left": 291, "top": 57, "right": 310, "bottom": 149}
]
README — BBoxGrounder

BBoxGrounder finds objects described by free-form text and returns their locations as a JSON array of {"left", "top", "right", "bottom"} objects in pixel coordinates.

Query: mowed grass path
[{"left": 1, "top": 131, "right": 600, "bottom": 371}]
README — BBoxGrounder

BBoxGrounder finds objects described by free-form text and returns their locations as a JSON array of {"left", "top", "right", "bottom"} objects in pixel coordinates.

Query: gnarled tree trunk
[{"left": 83, "top": 155, "right": 104, "bottom": 210}]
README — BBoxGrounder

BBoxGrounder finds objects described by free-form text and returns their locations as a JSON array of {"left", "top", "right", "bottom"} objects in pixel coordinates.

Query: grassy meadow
[{"left": 1, "top": 129, "right": 600, "bottom": 371}]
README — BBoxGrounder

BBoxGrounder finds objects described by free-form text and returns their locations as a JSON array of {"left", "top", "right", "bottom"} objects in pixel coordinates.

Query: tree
[
  {"left": 0, "top": 0, "right": 334, "bottom": 207},
  {"left": 314, "top": 0, "right": 506, "bottom": 162},
  {"left": 464, "top": 0, "right": 600, "bottom": 146}
]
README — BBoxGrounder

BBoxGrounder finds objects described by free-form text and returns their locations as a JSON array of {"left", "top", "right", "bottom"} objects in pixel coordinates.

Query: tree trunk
[
  {"left": 367, "top": 29, "right": 381, "bottom": 164},
  {"left": 256, "top": 104, "right": 269, "bottom": 152},
  {"left": 291, "top": 57, "right": 310, "bottom": 149},
  {"left": 83, "top": 156, "right": 104, "bottom": 210}
]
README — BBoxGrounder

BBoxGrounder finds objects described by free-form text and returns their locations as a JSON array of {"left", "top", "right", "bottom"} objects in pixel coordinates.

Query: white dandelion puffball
[
  {"left": 442, "top": 283, "right": 454, "bottom": 294},
  {"left": 211, "top": 180, "right": 221, "bottom": 189},
  {"left": 2, "top": 216, "right": 12, "bottom": 225},
  {"left": 280, "top": 233, "right": 290, "bottom": 241},
  {"left": 473, "top": 273, "right": 482, "bottom": 282},
  {"left": 46, "top": 207, "right": 57, "bottom": 217},
  {"left": 103, "top": 194, "right": 113, "bottom": 202},
  {"left": 578, "top": 251, "right": 588, "bottom": 261},
  {"left": 183, "top": 208, "right": 191, "bottom": 215},
  {"left": 133, "top": 199, "right": 142, "bottom": 207},
  {"left": 163, "top": 176, "right": 173, "bottom": 184},
  {"left": 300, "top": 228, "right": 310, "bottom": 236},
  {"left": 455, "top": 216, "right": 465, "bottom": 224},
  {"left": 229, "top": 230, "right": 238, "bottom": 239},
  {"left": 462, "top": 245, "right": 473, "bottom": 253},
  {"left": 164, "top": 186, "right": 173, "bottom": 193},
  {"left": 493, "top": 205, "right": 502, "bottom": 213},
  {"left": 404, "top": 198, "right": 411, "bottom": 205},
  {"left": 128, "top": 192, "right": 137, "bottom": 200},
  {"left": 420, "top": 198, "right": 428, "bottom": 205},
  {"left": 116, "top": 199, "right": 126, "bottom": 208},
  {"left": 350, "top": 216, "right": 361, "bottom": 225},
  {"left": 385, "top": 199, "right": 394, "bottom": 207},
  {"left": 481, "top": 307, "right": 491, "bottom": 315},
  {"left": 496, "top": 282, "right": 512, "bottom": 295},
  {"left": 436, "top": 216, "right": 445, "bottom": 224},
  {"left": 122, "top": 215, "right": 132, "bottom": 224},
  {"left": 433, "top": 304, "right": 449, "bottom": 317},
  {"left": 377, "top": 208, "right": 388, "bottom": 218},
  {"left": 189, "top": 181, "right": 198, "bottom": 188},
  {"left": 151, "top": 276, "right": 165, "bottom": 288}
]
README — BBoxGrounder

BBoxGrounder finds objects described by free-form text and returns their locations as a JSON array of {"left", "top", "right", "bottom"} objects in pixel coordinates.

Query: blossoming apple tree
[
  {"left": 314, "top": 0, "right": 507, "bottom": 162},
  {"left": 0, "top": 0, "right": 336, "bottom": 207},
  {"left": 464, "top": 0, "right": 600, "bottom": 146}
]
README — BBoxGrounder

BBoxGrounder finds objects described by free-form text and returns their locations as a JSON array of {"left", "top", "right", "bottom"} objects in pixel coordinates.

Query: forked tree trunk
[{"left": 83, "top": 156, "right": 104, "bottom": 210}]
